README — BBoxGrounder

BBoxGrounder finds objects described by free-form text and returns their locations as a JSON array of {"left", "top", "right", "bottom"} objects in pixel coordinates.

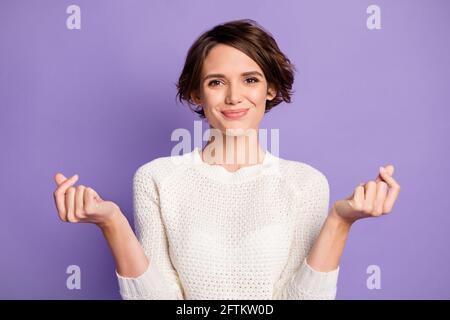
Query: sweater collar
[{"left": 186, "top": 147, "right": 280, "bottom": 183}]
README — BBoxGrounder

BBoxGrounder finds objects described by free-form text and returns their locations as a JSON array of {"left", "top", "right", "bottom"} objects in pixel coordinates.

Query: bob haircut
[{"left": 176, "top": 19, "right": 296, "bottom": 118}]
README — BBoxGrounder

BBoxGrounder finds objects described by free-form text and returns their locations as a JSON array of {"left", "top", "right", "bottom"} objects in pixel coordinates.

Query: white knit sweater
[{"left": 115, "top": 147, "right": 339, "bottom": 300}]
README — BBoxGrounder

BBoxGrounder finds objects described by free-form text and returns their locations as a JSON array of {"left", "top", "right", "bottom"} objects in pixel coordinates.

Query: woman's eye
[
  {"left": 246, "top": 77, "right": 259, "bottom": 84},
  {"left": 208, "top": 78, "right": 259, "bottom": 87},
  {"left": 208, "top": 80, "right": 222, "bottom": 87}
]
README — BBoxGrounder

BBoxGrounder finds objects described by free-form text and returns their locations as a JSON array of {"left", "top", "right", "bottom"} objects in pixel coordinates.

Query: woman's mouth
[{"left": 221, "top": 108, "right": 249, "bottom": 120}]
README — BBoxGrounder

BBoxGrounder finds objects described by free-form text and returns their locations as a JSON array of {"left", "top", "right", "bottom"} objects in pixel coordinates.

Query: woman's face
[{"left": 192, "top": 44, "right": 276, "bottom": 135}]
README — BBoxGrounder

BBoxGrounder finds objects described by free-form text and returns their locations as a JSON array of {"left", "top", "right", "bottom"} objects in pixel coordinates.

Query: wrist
[
  {"left": 329, "top": 204, "right": 354, "bottom": 230},
  {"left": 97, "top": 208, "right": 128, "bottom": 232}
]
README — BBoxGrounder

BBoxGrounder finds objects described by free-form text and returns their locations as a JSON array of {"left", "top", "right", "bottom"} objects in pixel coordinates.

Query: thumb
[
  {"left": 376, "top": 164, "right": 395, "bottom": 182},
  {"left": 54, "top": 173, "right": 68, "bottom": 185},
  {"left": 85, "top": 187, "right": 107, "bottom": 213},
  {"left": 87, "top": 188, "right": 117, "bottom": 217},
  {"left": 345, "top": 183, "right": 363, "bottom": 201},
  {"left": 54, "top": 172, "right": 78, "bottom": 186},
  {"left": 385, "top": 164, "right": 395, "bottom": 175}
]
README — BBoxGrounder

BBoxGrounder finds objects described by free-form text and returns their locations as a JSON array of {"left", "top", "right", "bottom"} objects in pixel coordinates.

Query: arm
[
  {"left": 281, "top": 164, "right": 400, "bottom": 300},
  {"left": 305, "top": 206, "right": 351, "bottom": 272},
  {"left": 273, "top": 206, "right": 350, "bottom": 300},
  {"left": 114, "top": 165, "right": 185, "bottom": 300},
  {"left": 273, "top": 173, "right": 340, "bottom": 300},
  {"left": 52, "top": 170, "right": 184, "bottom": 300},
  {"left": 308, "top": 164, "right": 401, "bottom": 272},
  {"left": 99, "top": 212, "right": 149, "bottom": 279}
]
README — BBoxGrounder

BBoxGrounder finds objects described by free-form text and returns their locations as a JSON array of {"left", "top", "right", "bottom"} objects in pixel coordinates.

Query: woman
[{"left": 52, "top": 19, "right": 400, "bottom": 300}]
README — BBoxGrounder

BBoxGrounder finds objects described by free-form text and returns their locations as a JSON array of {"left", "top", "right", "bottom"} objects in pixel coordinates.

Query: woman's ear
[
  {"left": 190, "top": 90, "right": 202, "bottom": 105},
  {"left": 266, "top": 84, "right": 277, "bottom": 101}
]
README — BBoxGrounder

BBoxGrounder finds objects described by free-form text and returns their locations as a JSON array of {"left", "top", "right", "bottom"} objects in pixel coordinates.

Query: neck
[{"left": 201, "top": 127, "right": 265, "bottom": 171}]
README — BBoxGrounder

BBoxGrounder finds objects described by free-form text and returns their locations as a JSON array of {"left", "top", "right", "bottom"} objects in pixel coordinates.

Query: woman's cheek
[
  {"left": 205, "top": 91, "right": 224, "bottom": 110},
  {"left": 251, "top": 89, "right": 268, "bottom": 108}
]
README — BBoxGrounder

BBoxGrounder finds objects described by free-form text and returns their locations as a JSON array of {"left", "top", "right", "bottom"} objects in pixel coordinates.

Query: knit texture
[{"left": 116, "top": 147, "right": 339, "bottom": 300}]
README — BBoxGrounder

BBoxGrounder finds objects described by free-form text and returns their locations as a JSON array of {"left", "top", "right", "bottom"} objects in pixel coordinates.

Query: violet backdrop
[{"left": 0, "top": 0, "right": 449, "bottom": 299}]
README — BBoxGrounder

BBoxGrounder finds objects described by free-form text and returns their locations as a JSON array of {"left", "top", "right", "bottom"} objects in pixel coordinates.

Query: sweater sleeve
[
  {"left": 272, "top": 171, "right": 339, "bottom": 300},
  {"left": 115, "top": 165, "right": 185, "bottom": 300}
]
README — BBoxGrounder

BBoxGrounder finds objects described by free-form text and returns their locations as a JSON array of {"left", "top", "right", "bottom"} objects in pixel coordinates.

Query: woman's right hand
[{"left": 53, "top": 173, "right": 121, "bottom": 228}]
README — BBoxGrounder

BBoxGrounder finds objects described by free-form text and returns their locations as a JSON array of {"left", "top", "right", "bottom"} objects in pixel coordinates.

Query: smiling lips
[{"left": 221, "top": 108, "right": 249, "bottom": 120}]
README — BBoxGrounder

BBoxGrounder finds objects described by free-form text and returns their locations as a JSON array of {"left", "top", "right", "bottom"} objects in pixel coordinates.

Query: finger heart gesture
[
  {"left": 52, "top": 173, "right": 120, "bottom": 228},
  {"left": 332, "top": 165, "right": 401, "bottom": 225}
]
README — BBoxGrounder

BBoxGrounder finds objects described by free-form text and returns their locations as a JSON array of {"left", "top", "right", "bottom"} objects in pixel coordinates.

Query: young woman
[{"left": 52, "top": 19, "right": 400, "bottom": 300}]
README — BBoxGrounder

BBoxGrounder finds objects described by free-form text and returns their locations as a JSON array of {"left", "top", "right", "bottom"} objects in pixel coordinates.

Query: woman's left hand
[{"left": 332, "top": 165, "right": 401, "bottom": 226}]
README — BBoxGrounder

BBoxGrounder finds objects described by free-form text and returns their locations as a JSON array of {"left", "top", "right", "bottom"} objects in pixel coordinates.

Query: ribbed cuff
[
  {"left": 292, "top": 258, "right": 339, "bottom": 296},
  {"left": 115, "top": 262, "right": 170, "bottom": 299}
]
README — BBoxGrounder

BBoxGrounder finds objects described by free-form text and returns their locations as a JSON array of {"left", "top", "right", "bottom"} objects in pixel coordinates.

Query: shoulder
[
  {"left": 277, "top": 158, "right": 331, "bottom": 222},
  {"left": 133, "top": 152, "right": 190, "bottom": 186},
  {"left": 274, "top": 158, "right": 330, "bottom": 201},
  {"left": 277, "top": 157, "right": 330, "bottom": 195}
]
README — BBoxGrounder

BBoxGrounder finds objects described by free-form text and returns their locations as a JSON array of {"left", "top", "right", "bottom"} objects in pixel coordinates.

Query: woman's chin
[
  {"left": 223, "top": 125, "right": 257, "bottom": 136},
  {"left": 208, "top": 120, "right": 257, "bottom": 136}
]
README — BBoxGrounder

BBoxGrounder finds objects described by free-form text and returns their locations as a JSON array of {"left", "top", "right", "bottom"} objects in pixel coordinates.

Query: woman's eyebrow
[{"left": 203, "top": 71, "right": 264, "bottom": 82}]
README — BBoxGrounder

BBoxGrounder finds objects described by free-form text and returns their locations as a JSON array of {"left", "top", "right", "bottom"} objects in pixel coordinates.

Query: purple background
[{"left": 1, "top": 0, "right": 449, "bottom": 299}]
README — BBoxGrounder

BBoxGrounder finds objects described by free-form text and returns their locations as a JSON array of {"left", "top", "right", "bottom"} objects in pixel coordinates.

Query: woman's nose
[{"left": 225, "top": 82, "right": 243, "bottom": 105}]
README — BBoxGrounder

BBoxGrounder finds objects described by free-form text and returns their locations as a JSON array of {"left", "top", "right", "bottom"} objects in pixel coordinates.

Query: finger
[
  {"left": 379, "top": 168, "right": 401, "bottom": 213},
  {"left": 55, "top": 174, "right": 79, "bottom": 195},
  {"left": 84, "top": 187, "right": 99, "bottom": 213},
  {"left": 54, "top": 173, "right": 68, "bottom": 186},
  {"left": 74, "top": 185, "right": 86, "bottom": 221},
  {"left": 363, "top": 181, "right": 377, "bottom": 213},
  {"left": 373, "top": 181, "right": 388, "bottom": 216},
  {"left": 55, "top": 194, "right": 68, "bottom": 222},
  {"left": 379, "top": 166, "right": 400, "bottom": 188},
  {"left": 54, "top": 174, "right": 78, "bottom": 221},
  {"left": 65, "top": 187, "right": 77, "bottom": 223}
]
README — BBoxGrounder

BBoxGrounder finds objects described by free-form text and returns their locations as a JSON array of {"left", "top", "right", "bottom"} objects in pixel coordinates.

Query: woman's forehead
[{"left": 203, "top": 45, "right": 263, "bottom": 77}]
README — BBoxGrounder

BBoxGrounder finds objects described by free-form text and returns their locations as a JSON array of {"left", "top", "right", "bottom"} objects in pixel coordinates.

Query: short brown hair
[{"left": 176, "top": 19, "right": 296, "bottom": 118}]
